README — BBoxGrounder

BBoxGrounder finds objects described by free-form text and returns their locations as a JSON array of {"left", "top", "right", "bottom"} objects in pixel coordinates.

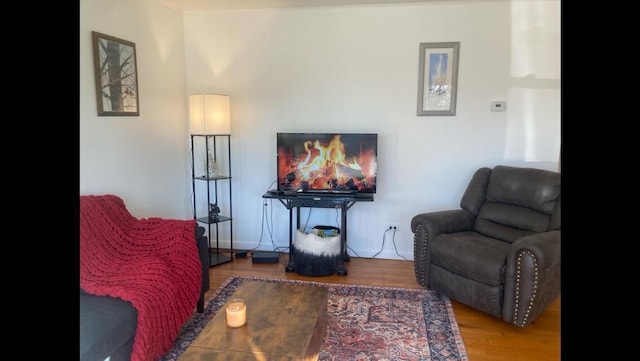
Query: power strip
[{"left": 252, "top": 251, "right": 280, "bottom": 263}]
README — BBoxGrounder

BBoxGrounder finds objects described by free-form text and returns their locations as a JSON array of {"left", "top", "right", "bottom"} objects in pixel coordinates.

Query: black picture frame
[{"left": 92, "top": 31, "right": 140, "bottom": 116}]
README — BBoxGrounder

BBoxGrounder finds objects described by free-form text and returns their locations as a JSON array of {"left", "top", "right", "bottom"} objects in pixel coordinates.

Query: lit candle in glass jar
[{"left": 225, "top": 299, "right": 247, "bottom": 327}]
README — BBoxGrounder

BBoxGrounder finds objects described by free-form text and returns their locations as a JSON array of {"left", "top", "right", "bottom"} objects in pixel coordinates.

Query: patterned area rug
[{"left": 160, "top": 276, "right": 468, "bottom": 361}]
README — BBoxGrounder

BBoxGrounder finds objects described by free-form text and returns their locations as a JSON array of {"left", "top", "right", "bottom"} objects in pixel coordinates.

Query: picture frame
[
  {"left": 92, "top": 31, "right": 140, "bottom": 116},
  {"left": 417, "top": 42, "right": 460, "bottom": 116}
]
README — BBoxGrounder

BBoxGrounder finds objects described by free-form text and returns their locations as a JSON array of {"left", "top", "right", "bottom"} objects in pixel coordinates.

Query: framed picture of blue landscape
[
  {"left": 417, "top": 42, "right": 460, "bottom": 116},
  {"left": 92, "top": 31, "right": 140, "bottom": 116}
]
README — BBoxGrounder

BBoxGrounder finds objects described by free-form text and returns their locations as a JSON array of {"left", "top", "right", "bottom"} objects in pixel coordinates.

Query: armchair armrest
[
  {"left": 411, "top": 210, "right": 475, "bottom": 287},
  {"left": 503, "top": 230, "right": 561, "bottom": 327},
  {"left": 411, "top": 209, "right": 475, "bottom": 235}
]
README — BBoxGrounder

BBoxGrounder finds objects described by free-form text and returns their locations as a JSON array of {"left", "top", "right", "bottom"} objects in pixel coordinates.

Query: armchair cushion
[
  {"left": 473, "top": 165, "right": 561, "bottom": 242},
  {"left": 486, "top": 165, "right": 560, "bottom": 214},
  {"left": 431, "top": 232, "right": 509, "bottom": 287}
]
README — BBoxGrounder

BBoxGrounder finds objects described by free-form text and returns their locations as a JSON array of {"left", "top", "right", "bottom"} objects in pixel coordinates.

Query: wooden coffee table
[{"left": 178, "top": 279, "right": 328, "bottom": 361}]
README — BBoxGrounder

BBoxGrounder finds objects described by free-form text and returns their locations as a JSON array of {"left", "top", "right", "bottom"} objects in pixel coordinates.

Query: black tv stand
[{"left": 262, "top": 192, "right": 374, "bottom": 275}]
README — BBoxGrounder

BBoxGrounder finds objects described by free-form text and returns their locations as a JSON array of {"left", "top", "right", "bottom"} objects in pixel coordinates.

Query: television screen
[{"left": 277, "top": 133, "right": 377, "bottom": 193}]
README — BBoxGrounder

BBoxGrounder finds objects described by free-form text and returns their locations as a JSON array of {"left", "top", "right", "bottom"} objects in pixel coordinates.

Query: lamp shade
[{"left": 189, "top": 94, "right": 231, "bottom": 134}]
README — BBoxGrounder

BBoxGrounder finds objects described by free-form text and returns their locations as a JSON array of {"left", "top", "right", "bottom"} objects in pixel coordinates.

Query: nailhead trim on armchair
[
  {"left": 413, "top": 224, "right": 428, "bottom": 287},
  {"left": 513, "top": 250, "right": 539, "bottom": 327}
]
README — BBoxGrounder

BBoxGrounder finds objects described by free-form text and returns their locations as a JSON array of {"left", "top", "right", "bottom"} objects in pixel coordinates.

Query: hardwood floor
[{"left": 204, "top": 254, "right": 561, "bottom": 361}]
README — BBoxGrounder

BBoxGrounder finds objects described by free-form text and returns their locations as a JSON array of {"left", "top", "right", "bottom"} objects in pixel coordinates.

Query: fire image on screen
[{"left": 277, "top": 133, "right": 377, "bottom": 193}]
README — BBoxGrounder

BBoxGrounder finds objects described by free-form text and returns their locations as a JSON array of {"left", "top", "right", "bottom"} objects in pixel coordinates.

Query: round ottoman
[{"left": 293, "top": 228, "right": 341, "bottom": 276}]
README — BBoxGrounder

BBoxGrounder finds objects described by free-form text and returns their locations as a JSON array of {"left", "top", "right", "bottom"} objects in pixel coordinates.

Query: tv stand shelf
[{"left": 262, "top": 192, "right": 374, "bottom": 275}]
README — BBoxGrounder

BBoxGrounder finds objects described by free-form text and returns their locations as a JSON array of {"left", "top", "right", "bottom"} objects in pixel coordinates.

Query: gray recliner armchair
[{"left": 411, "top": 165, "right": 560, "bottom": 327}]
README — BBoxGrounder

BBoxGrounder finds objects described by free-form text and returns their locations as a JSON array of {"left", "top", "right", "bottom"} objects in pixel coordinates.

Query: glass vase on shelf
[{"left": 207, "top": 152, "right": 219, "bottom": 178}]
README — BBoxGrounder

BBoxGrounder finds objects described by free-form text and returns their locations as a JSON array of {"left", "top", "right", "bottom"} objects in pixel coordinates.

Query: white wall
[
  {"left": 182, "top": 1, "right": 561, "bottom": 259},
  {"left": 80, "top": 0, "right": 191, "bottom": 218},
  {"left": 80, "top": 0, "right": 560, "bottom": 260}
]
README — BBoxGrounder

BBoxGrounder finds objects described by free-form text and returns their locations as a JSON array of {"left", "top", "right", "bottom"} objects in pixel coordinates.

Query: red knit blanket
[{"left": 80, "top": 194, "right": 202, "bottom": 361}]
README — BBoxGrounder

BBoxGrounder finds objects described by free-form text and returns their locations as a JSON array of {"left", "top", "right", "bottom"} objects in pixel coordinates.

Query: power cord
[
  {"left": 248, "top": 181, "right": 279, "bottom": 253},
  {"left": 369, "top": 227, "right": 392, "bottom": 259},
  {"left": 330, "top": 209, "right": 361, "bottom": 258},
  {"left": 267, "top": 199, "right": 286, "bottom": 252},
  {"left": 248, "top": 191, "right": 288, "bottom": 265},
  {"left": 391, "top": 227, "right": 408, "bottom": 260},
  {"left": 249, "top": 199, "right": 268, "bottom": 252},
  {"left": 264, "top": 180, "right": 287, "bottom": 253},
  {"left": 346, "top": 245, "right": 361, "bottom": 258},
  {"left": 368, "top": 226, "right": 407, "bottom": 260},
  {"left": 302, "top": 208, "right": 313, "bottom": 232}
]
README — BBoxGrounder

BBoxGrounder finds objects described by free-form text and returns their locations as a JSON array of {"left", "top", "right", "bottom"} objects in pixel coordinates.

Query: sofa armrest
[
  {"left": 411, "top": 210, "right": 475, "bottom": 287},
  {"left": 80, "top": 293, "right": 137, "bottom": 361},
  {"left": 503, "top": 230, "right": 561, "bottom": 327},
  {"left": 195, "top": 226, "right": 210, "bottom": 313}
]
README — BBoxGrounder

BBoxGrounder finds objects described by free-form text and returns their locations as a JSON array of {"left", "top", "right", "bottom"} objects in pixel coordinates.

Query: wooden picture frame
[
  {"left": 417, "top": 42, "right": 460, "bottom": 116},
  {"left": 92, "top": 31, "right": 140, "bottom": 116}
]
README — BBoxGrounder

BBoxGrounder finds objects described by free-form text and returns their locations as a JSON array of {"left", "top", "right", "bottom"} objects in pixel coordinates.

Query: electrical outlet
[{"left": 386, "top": 223, "right": 399, "bottom": 232}]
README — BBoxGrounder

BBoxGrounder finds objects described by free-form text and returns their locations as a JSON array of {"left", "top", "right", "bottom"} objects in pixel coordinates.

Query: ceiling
[{"left": 156, "top": 0, "right": 458, "bottom": 12}]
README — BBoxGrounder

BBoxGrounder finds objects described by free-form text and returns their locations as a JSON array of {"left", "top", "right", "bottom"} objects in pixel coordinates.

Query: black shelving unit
[{"left": 190, "top": 134, "right": 233, "bottom": 267}]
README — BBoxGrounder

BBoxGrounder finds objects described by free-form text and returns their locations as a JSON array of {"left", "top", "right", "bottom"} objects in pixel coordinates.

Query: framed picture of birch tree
[{"left": 92, "top": 31, "right": 140, "bottom": 116}]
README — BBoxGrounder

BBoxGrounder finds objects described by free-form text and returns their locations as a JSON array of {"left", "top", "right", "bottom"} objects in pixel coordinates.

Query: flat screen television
[{"left": 276, "top": 133, "right": 377, "bottom": 194}]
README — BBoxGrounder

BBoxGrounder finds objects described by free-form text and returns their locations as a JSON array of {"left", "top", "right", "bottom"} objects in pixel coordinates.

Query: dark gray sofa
[{"left": 79, "top": 226, "right": 210, "bottom": 361}]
